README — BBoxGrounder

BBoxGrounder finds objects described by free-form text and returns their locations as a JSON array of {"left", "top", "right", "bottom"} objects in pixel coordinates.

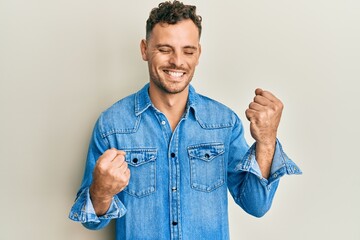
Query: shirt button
[
  {"left": 172, "top": 187, "right": 177, "bottom": 192},
  {"left": 161, "top": 120, "right": 166, "bottom": 125},
  {"left": 171, "top": 152, "right": 176, "bottom": 158},
  {"left": 172, "top": 221, "right": 178, "bottom": 226}
]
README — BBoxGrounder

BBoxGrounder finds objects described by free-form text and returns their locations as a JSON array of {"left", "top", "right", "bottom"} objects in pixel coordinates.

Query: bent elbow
[
  {"left": 247, "top": 206, "right": 270, "bottom": 218},
  {"left": 236, "top": 197, "right": 273, "bottom": 218}
]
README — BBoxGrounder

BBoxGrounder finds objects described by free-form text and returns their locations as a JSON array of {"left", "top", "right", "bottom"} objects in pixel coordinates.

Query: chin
[
  {"left": 162, "top": 85, "right": 188, "bottom": 94},
  {"left": 168, "top": 80, "right": 192, "bottom": 92}
]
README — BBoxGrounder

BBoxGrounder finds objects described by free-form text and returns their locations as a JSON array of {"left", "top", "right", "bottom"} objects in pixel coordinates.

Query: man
[{"left": 69, "top": 1, "right": 301, "bottom": 239}]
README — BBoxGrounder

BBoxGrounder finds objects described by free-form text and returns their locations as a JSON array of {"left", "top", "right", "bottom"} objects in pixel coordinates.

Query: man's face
[{"left": 141, "top": 19, "right": 201, "bottom": 95}]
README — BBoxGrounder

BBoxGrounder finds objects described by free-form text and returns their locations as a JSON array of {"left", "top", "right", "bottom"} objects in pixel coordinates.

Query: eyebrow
[{"left": 155, "top": 44, "right": 198, "bottom": 50}]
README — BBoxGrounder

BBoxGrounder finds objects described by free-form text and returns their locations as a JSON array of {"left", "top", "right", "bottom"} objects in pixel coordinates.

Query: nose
[{"left": 168, "top": 51, "right": 184, "bottom": 68}]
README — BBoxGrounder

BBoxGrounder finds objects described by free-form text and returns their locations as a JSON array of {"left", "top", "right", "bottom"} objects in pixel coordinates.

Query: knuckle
[
  {"left": 106, "top": 148, "right": 117, "bottom": 155},
  {"left": 278, "top": 101, "right": 284, "bottom": 109},
  {"left": 100, "top": 149, "right": 116, "bottom": 161},
  {"left": 123, "top": 161, "right": 128, "bottom": 168},
  {"left": 269, "top": 103, "right": 277, "bottom": 111},
  {"left": 108, "top": 148, "right": 118, "bottom": 156},
  {"left": 118, "top": 154, "right": 125, "bottom": 161},
  {"left": 110, "top": 167, "right": 119, "bottom": 175},
  {"left": 259, "top": 112, "right": 266, "bottom": 120},
  {"left": 118, "top": 150, "right": 126, "bottom": 156},
  {"left": 273, "top": 101, "right": 283, "bottom": 112},
  {"left": 96, "top": 161, "right": 107, "bottom": 171}
]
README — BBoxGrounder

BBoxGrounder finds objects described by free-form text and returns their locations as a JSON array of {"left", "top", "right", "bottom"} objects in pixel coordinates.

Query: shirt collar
[{"left": 134, "top": 83, "right": 198, "bottom": 117}]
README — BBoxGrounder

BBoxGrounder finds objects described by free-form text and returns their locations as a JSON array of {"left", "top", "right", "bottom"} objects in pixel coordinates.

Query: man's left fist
[{"left": 245, "top": 88, "right": 283, "bottom": 146}]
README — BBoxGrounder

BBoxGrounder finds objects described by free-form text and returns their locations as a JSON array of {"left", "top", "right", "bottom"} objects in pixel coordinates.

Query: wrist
[
  {"left": 256, "top": 138, "right": 276, "bottom": 149},
  {"left": 89, "top": 185, "right": 113, "bottom": 216},
  {"left": 89, "top": 185, "right": 113, "bottom": 203}
]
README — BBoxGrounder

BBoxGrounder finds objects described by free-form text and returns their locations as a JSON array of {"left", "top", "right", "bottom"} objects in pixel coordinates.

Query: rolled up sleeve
[
  {"left": 68, "top": 117, "right": 127, "bottom": 229},
  {"left": 238, "top": 139, "right": 302, "bottom": 187},
  {"left": 227, "top": 115, "right": 302, "bottom": 217},
  {"left": 69, "top": 187, "right": 127, "bottom": 230}
]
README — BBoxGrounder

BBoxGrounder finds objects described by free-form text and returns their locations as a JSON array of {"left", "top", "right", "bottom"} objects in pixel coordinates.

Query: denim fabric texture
[{"left": 69, "top": 83, "right": 301, "bottom": 240}]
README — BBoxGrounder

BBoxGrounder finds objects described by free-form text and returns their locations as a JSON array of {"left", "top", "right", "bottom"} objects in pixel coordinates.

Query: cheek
[
  {"left": 189, "top": 54, "right": 200, "bottom": 66},
  {"left": 150, "top": 55, "right": 168, "bottom": 68},
  {"left": 188, "top": 58, "right": 199, "bottom": 68}
]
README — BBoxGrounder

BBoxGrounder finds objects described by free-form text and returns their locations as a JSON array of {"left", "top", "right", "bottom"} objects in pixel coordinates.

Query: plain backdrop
[{"left": 1, "top": 0, "right": 359, "bottom": 239}]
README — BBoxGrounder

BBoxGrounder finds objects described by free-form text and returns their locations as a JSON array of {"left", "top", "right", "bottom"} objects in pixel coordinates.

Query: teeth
[{"left": 167, "top": 71, "right": 184, "bottom": 77}]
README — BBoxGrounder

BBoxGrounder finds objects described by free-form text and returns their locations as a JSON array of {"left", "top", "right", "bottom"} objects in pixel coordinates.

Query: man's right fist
[{"left": 89, "top": 148, "right": 130, "bottom": 215}]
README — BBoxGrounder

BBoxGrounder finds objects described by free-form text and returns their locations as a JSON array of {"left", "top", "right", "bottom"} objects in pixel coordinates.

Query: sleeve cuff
[
  {"left": 236, "top": 139, "right": 302, "bottom": 185},
  {"left": 68, "top": 187, "right": 127, "bottom": 223}
]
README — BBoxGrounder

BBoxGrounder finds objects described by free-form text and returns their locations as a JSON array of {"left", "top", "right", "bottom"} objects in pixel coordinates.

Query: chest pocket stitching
[
  {"left": 187, "top": 143, "right": 225, "bottom": 192},
  {"left": 188, "top": 145, "right": 225, "bottom": 161},
  {"left": 123, "top": 149, "right": 157, "bottom": 198}
]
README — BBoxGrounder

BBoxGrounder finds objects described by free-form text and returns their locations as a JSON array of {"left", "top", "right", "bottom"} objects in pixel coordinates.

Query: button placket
[
  {"left": 171, "top": 153, "right": 177, "bottom": 192},
  {"left": 168, "top": 129, "right": 181, "bottom": 239},
  {"left": 170, "top": 149, "right": 179, "bottom": 231}
]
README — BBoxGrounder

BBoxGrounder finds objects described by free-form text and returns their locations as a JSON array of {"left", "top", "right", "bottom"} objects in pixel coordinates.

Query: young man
[{"left": 69, "top": 1, "right": 301, "bottom": 239}]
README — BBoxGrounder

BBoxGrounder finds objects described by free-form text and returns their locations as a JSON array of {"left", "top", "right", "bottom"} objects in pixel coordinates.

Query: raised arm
[{"left": 245, "top": 88, "right": 283, "bottom": 179}]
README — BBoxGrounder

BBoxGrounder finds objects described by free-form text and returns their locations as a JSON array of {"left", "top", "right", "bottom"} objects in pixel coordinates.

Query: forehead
[{"left": 149, "top": 19, "right": 200, "bottom": 46}]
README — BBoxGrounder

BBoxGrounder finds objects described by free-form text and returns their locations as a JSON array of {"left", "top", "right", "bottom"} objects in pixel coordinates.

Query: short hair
[{"left": 146, "top": 1, "right": 202, "bottom": 40}]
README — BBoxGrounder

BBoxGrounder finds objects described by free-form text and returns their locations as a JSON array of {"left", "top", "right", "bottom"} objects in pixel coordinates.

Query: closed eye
[
  {"left": 184, "top": 46, "right": 197, "bottom": 55},
  {"left": 158, "top": 47, "right": 172, "bottom": 53},
  {"left": 184, "top": 51, "right": 195, "bottom": 55}
]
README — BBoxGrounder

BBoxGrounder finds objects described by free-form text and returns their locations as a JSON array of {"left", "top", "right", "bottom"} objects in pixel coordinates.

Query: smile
[{"left": 164, "top": 70, "right": 185, "bottom": 78}]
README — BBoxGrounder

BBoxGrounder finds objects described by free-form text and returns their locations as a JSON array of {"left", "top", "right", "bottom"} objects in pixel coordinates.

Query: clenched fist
[
  {"left": 245, "top": 88, "right": 283, "bottom": 145},
  {"left": 245, "top": 88, "right": 283, "bottom": 178},
  {"left": 89, "top": 148, "right": 130, "bottom": 216}
]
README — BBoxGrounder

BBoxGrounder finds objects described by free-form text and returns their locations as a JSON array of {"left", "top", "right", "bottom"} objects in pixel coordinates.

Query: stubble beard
[{"left": 150, "top": 70, "right": 194, "bottom": 95}]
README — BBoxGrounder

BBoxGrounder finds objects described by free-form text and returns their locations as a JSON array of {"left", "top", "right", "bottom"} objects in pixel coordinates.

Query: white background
[{"left": 1, "top": 0, "right": 359, "bottom": 239}]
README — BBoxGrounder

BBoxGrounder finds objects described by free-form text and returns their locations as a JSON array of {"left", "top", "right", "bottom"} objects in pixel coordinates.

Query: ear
[{"left": 140, "top": 39, "right": 148, "bottom": 61}]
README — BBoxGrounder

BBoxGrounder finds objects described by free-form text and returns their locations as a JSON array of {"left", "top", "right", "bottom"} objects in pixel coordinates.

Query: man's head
[
  {"left": 146, "top": 1, "right": 202, "bottom": 40},
  {"left": 141, "top": 1, "right": 202, "bottom": 95}
]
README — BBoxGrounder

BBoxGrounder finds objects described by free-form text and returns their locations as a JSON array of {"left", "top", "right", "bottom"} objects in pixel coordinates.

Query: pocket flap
[
  {"left": 188, "top": 143, "right": 225, "bottom": 161},
  {"left": 124, "top": 149, "right": 157, "bottom": 167}
]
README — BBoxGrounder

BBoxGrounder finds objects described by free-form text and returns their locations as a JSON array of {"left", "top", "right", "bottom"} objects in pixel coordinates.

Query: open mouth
[{"left": 163, "top": 70, "right": 185, "bottom": 78}]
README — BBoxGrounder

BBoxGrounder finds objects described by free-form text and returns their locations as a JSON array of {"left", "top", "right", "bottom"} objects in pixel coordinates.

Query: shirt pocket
[
  {"left": 187, "top": 143, "right": 225, "bottom": 192},
  {"left": 123, "top": 148, "right": 157, "bottom": 198}
]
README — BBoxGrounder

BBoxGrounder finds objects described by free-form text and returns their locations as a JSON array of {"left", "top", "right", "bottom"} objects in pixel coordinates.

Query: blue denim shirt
[{"left": 69, "top": 84, "right": 301, "bottom": 240}]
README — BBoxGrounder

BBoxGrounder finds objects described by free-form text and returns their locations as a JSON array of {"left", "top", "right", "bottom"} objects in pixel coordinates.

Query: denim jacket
[{"left": 69, "top": 83, "right": 301, "bottom": 240}]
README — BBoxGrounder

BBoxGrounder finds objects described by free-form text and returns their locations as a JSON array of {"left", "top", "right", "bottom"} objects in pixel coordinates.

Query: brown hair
[{"left": 146, "top": 1, "right": 202, "bottom": 40}]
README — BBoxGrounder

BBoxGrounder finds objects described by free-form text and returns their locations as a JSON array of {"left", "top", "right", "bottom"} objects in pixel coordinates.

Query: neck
[{"left": 149, "top": 83, "right": 189, "bottom": 131}]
